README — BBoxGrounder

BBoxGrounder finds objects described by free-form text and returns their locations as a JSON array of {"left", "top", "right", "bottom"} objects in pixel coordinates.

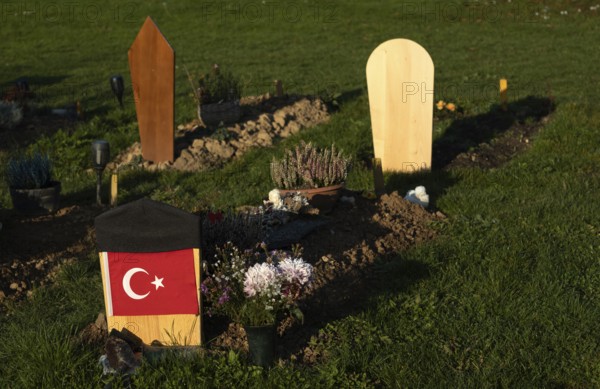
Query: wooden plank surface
[
  {"left": 366, "top": 39, "right": 434, "bottom": 172},
  {"left": 128, "top": 17, "right": 175, "bottom": 163},
  {"left": 99, "top": 249, "right": 202, "bottom": 346}
]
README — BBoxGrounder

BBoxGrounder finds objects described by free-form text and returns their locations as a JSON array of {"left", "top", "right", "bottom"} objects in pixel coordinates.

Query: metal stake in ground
[{"left": 92, "top": 140, "right": 110, "bottom": 206}]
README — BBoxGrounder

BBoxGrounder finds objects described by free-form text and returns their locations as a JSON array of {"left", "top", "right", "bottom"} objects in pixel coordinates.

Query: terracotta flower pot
[
  {"left": 9, "top": 181, "right": 61, "bottom": 215},
  {"left": 279, "top": 183, "right": 344, "bottom": 214}
]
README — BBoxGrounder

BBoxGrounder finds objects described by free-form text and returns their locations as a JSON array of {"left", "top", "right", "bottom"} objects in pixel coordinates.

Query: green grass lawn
[{"left": 1, "top": 0, "right": 599, "bottom": 387}]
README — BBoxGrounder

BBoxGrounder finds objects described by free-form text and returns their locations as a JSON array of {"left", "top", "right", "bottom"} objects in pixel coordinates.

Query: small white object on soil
[
  {"left": 268, "top": 189, "right": 283, "bottom": 209},
  {"left": 404, "top": 186, "right": 429, "bottom": 208}
]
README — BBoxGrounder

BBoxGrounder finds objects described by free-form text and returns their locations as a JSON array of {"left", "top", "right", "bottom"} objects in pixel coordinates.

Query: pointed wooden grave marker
[
  {"left": 366, "top": 39, "right": 434, "bottom": 172},
  {"left": 128, "top": 17, "right": 175, "bottom": 163}
]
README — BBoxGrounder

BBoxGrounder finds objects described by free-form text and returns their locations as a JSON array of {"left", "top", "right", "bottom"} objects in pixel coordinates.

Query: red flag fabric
[{"left": 103, "top": 249, "right": 199, "bottom": 316}]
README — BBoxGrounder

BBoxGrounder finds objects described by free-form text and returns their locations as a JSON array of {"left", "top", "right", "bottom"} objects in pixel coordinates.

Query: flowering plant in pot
[
  {"left": 201, "top": 242, "right": 313, "bottom": 366},
  {"left": 270, "top": 141, "right": 351, "bottom": 213},
  {"left": 189, "top": 64, "right": 242, "bottom": 127},
  {"left": 6, "top": 151, "right": 61, "bottom": 215}
]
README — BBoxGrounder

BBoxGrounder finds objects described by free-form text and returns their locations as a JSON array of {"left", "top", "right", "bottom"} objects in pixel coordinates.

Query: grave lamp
[
  {"left": 110, "top": 75, "right": 124, "bottom": 108},
  {"left": 92, "top": 140, "right": 110, "bottom": 205},
  {"left": 15, "top": 77, "right": 29, "bottom": 93}
]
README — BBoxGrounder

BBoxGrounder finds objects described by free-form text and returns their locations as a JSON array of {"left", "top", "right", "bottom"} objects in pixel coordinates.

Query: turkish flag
[{"left": 103, "top": 249, "right": 199, "bottom": 316}]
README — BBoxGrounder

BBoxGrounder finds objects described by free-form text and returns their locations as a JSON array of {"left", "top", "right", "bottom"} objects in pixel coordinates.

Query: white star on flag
[{"left": 151, "top": 275, "right": 164, "bottom": 290}]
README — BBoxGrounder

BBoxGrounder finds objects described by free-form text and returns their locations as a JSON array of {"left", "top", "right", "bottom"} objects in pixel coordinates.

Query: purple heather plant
[{"left": 270, "top": 141, "right": 351, "bottom": 190}]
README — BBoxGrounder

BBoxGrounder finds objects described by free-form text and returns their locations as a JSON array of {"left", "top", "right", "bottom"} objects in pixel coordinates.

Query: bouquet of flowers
[{"left": 201, "top": 242, "right": 313, "bottom": 326}]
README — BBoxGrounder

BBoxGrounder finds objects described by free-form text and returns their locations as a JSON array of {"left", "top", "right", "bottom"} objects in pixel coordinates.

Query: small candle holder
[{"left": 91, "top": 140, "right": 110, "bottom": 205}]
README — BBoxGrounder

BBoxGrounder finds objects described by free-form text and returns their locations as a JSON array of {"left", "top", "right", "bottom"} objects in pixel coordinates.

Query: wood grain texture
[
  {"left": 99, "top": 249, "right": 202, "bottom": 346},
  {"left": 128, "top": 17, "right": 175, "bottom": 163},
  {"left": 110, "top": 173, "right": 118, "bottom": 207},
  {"left": 366, "top": 39, "right": 434, "bottom": 172}
]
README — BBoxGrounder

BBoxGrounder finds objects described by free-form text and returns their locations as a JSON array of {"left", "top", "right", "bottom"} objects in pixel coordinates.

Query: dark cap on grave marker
[{"left": 95, "top": 198, "right": 200, "bottom": 252}]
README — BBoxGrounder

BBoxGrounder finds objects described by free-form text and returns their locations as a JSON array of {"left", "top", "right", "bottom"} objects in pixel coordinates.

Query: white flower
[
  {"left": 244, "top": 263, "right": 280, "bottom": 297},
  {"left": 278, "top": 257, "right": 313, "bottom": 285},
  {"left": 291, "top": 193, "right": 309, "bottom": 206}
]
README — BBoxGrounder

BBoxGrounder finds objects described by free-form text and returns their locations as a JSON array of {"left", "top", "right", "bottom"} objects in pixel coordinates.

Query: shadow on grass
[
  {"left": 276, "top": 96, "right": 555, "bottom": 361},
  {"left": 331, "top": 88, "right": 364, "bottom": 107},
  {"left": 1, "top": 75, "right": 68, "bottom": 91},
  {"left": 0, "top": 168, "right": 168, "bottom": 270},
  {"left": 382, "top": 95, "right": 554, "bottom": 202},
  {"left": 279, "top": 248, "right": 431, "bottom": 361},
  {"left": 270, "top": 191, "right": 438, "bottom": 360},
  {"left": 433, "top": 96, "right": 555, "bottom": 169}
]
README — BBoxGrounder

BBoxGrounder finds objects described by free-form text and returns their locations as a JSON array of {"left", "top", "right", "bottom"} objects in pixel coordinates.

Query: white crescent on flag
[{"left": 122, "top": 267, "right": 150, "bottom": 300}]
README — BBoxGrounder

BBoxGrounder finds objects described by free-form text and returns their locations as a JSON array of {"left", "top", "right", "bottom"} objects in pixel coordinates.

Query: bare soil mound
[
  {"left": 0, "top": 205, "right": 98, "bottom": 305},
  {"left": 111, "top": 94, "right": 330, "bottom": 172},
  {"left": 205, "top": 191, "right": 445, "bottom": 362}
]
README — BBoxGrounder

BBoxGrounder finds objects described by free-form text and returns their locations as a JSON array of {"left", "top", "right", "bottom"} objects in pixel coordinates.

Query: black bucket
[{"left": 244, "top": 325, "right": 275, "bottom": 367}]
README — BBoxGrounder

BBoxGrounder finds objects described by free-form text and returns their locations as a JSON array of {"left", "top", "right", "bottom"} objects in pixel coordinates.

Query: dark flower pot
[
  {"left": 9, "top": 181, "right": 61, "bottom": 215},
  {"left": 279, "top": 183, "right": 344, "bottom": 214},
  {"left": 198, "top": 100, "right": 241, "bottom": 127},
  {"left": 244, "top": 325, "right": 275, "bottom": 367}
]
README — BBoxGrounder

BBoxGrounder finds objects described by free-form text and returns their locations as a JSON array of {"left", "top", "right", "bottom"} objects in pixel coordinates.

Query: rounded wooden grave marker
[{"left": 367, "top": 39, "right": 434, "bottom": 172}]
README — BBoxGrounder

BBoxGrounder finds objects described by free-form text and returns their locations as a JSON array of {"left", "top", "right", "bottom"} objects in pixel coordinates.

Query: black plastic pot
[
  {"left": 198, "top": 100, "right": 241, "bottom": 127},
  {"left": 244, "top": 325, "right": 275, "bottom": 367},
  {"left": 9, "top": 181, "right": 61, "bottom": 215}
]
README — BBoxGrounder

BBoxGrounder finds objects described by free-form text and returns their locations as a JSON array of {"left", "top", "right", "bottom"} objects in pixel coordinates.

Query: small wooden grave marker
[
  {"left": 274, "top": 80, "right": 283, "bottom": 97},
  {"left": 95, "top": 199, "right": 202, "bottom": 345},
  {"left": 366, "top": 39, "right": 434, "bottom": 172},
  {"left": 128, "top": 17, "right": 175, "bottom": 163},
  {"left": 500, "top": 78, "right": 508, "bottom": 111},
  {"left": 110, "top": 173, "right": 118, "bottom": 207}
]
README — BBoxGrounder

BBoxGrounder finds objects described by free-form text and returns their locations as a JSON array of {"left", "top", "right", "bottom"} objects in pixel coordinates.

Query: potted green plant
[
  {"left": 191, "top": 64, "right": 242, "bottom": 127},
  {"left": 201, "top": 242, "right": 313, "bottom": 366},
  {"left": 6, "top": 151, "right": 61, "bottom": 215},
  {"left": 0, "top": 101, "right": 23, "bottom": 130},
  {"left": 270, "top": 141, "right": 351, "bottom": 213}
]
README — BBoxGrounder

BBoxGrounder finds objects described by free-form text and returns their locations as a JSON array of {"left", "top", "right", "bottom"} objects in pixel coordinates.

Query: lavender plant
[
  {"left": 6, "top": 152, "right": 53, "bottom": 189},
  {"left": 201, "top": 242, "right": 313, "bottom": 326},
  {"left": 270, "top": 141, "right": 351, "bottom": 190}
]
